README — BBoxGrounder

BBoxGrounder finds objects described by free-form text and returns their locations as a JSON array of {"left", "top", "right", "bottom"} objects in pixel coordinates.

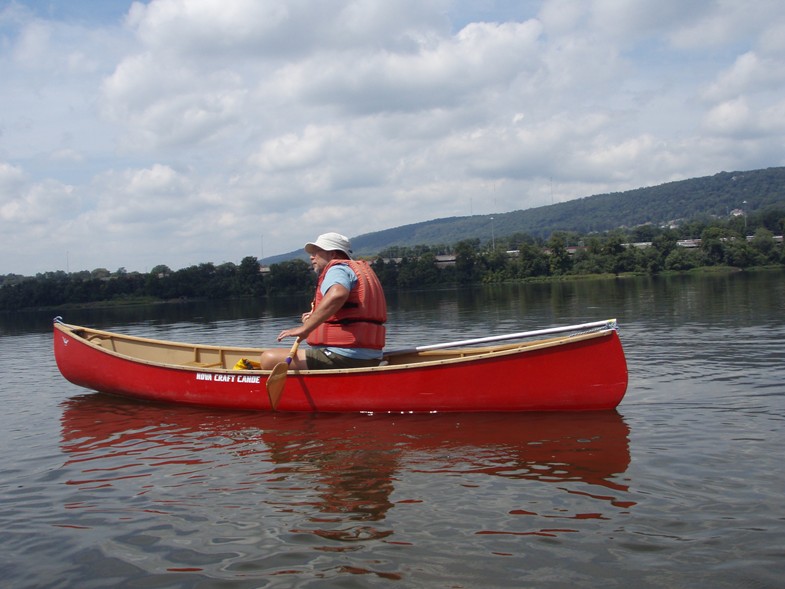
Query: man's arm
[{"left": 276, "top": 284, "right": 350, "bottom": 341}]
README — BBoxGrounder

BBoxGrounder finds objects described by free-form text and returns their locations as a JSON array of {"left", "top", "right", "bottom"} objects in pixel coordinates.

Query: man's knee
[
  {"left": 259, "top": 350, "right": 281, "bottom": 370},
  {"left": 260, "top": 349, "right": 308, "bottom": 370}
]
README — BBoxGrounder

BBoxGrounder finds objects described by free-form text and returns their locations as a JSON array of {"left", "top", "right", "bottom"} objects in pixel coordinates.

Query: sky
[{"left": 2, "top": 0, "right": 785, "bottom": 275}]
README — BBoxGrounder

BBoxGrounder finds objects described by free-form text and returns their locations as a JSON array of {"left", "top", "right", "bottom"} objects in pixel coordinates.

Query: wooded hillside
[{"left": 332, "top": 166, "right": 785, "bottom": 259}]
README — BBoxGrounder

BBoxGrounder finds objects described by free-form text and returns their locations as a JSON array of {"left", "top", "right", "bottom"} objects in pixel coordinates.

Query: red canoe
[{"left": 53, "top": 318, "right": 628, "bottom": 413}]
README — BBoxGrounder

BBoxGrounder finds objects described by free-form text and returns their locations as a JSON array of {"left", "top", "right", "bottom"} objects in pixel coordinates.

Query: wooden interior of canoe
[{"left": 64, "top": 323, "right": 613, "bottom": 372}]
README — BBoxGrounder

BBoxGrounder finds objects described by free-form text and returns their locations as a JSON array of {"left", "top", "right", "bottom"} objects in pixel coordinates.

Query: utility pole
[
  {"left": 551, "top": 177, "right": 554, "bottom": 205},
  {"left": 742, "top": 201, "right": 748, "bottom": 233}
]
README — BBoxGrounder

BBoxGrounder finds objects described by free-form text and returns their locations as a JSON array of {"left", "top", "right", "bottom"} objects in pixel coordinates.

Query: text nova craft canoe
[{"left": 53, "top": 318, "right": 629, "bottom": 413}]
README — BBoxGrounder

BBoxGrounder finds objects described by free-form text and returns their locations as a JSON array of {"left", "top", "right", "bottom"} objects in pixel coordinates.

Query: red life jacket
[{"left": 306, "top": 259, "right": 387, "bottom": 350}]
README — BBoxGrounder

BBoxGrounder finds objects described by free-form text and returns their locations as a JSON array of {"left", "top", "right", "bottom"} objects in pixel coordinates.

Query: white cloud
[
  {"left": 667, "top": 0, "right": 782, "bottom": 49},
  {"left": 0, "top": 162, "right": 27, "bottom": 195},
  {"left": 703, "top": 52, "right": 785, "bottom": 102},
  {"left": 101, "top": 55, "right": 248, "bottom": 149},
  {"left": 251, "top": 125, "right": 334, "bottom": 173},
  {"left": 2, "top": 0, "right": 785, "bottom": 275},
  {"left": 0, "top": 162, "right": 78, "bottom": 239}
]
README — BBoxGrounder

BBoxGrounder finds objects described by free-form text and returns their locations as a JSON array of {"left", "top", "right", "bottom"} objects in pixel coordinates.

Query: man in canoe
[{"left": 259, "top": 232, "right": 387, "bottom": 370}]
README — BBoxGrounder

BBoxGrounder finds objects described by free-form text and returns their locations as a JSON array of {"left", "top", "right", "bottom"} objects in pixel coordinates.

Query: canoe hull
[{"left": 53, "top": 321, "right": 628, "bottom": 412}]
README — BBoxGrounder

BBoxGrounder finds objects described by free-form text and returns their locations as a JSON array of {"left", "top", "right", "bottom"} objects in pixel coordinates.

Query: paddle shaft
[
  {"left": 387, "top": 319, "right": 616, "bottom": 355},
  {"left": 284, "top": 337, "right": 302, "bottom": 366}
]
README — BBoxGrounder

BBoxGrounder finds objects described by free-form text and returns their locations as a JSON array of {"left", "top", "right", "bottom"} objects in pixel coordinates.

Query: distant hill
[{"left": 265, "top": 166, "right": 785, "bottom": 262}]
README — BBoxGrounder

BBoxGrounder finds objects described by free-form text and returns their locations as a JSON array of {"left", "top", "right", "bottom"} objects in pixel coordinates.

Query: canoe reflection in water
[{"left": 59, "top": 394, "right": 634, "bottom": 567}]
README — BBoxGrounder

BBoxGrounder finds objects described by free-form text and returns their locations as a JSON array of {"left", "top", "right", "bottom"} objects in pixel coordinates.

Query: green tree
[
  {"left": 515, "top": 242, "right": 550, "bottom": 277},
  {"left": 547, "top": 233, "right": 572, "bottom": 275},
  {"left": 91, "top": 268, "right": 111, "bottom": 279},
  {"left": 700, "top": 227, "right": 739, "bottom": 265},
  {"left": 236, "top": 256, "right": 264, "bottom": 296},
  {"left": 650, "top": 231, "right": 679, "bottom": 269},
  {"left": 665, "top": 247, "right": 705, "bottom": 271},
  {"left": 724, "top": 240, "right": 762, "bottom": 268},
  {"left": 266, "top": 259, "right": 313, "bottom": 295},
  {"left": 570, "top": 248, "right": 603, "bottom": 275},
  {"left": 372, "top": 257, "right": 399, "bottom": 289},
  {"left": 454, "top": 239, "right": 480, "bottom": 284},
  {"left": 749, "top": 228, "right": 778, "bottom": 263}
]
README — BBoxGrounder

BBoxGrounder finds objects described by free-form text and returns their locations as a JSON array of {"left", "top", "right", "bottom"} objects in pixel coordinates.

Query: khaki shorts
[{"left": 305, "top": 348, "right": 382, "bottom": 369}]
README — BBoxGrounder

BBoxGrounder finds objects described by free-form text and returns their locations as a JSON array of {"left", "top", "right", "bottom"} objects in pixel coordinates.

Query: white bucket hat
[{"left": 304, "top": 232, "right": 353, "bottom": 258}]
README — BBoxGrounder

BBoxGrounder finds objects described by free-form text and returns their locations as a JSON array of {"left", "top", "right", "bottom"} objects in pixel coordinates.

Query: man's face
[{"left": 310, "top": 248, "right": 335, "bottom": 273}]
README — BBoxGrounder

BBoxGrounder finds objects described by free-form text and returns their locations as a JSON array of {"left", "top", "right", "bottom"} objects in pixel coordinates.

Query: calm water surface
[{"left": 1, "top": 271, "right": 784, "bottom": 588}]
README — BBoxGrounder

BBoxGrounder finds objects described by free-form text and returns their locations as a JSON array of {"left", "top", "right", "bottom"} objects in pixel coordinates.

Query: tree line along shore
[{"left": 1, "top": 214, "right": 783, "bottom": 311}]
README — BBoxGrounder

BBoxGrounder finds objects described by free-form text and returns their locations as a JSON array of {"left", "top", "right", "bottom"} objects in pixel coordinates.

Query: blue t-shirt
[{"left": 317, "top": 265, "right": 382, "bottom": 360}]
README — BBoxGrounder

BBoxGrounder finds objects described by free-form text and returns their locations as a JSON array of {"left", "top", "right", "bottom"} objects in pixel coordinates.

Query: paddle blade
[
  {"left": 266, "top": 361, "right": 289, "bottom": 409},
  {"left": 265, "top": 338, "right": 301, "bottom": 410}
]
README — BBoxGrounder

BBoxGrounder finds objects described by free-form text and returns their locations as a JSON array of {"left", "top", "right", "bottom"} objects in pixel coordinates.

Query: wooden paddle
[
  {"left": 386, "top": 319, "right": 616, "bottom": 355},
  {"left": 266, "top": 338, "right": 301, "bottom": 410}
]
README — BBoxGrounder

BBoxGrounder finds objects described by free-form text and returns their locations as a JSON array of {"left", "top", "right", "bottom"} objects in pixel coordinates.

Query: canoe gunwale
[{"left": 54, "top": 320, "right": 616, "bottom": 376}]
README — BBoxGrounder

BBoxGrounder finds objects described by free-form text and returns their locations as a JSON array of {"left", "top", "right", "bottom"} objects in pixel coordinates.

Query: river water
[{"left": 1, "top": 271, "right": 783, "bottom": 588}]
